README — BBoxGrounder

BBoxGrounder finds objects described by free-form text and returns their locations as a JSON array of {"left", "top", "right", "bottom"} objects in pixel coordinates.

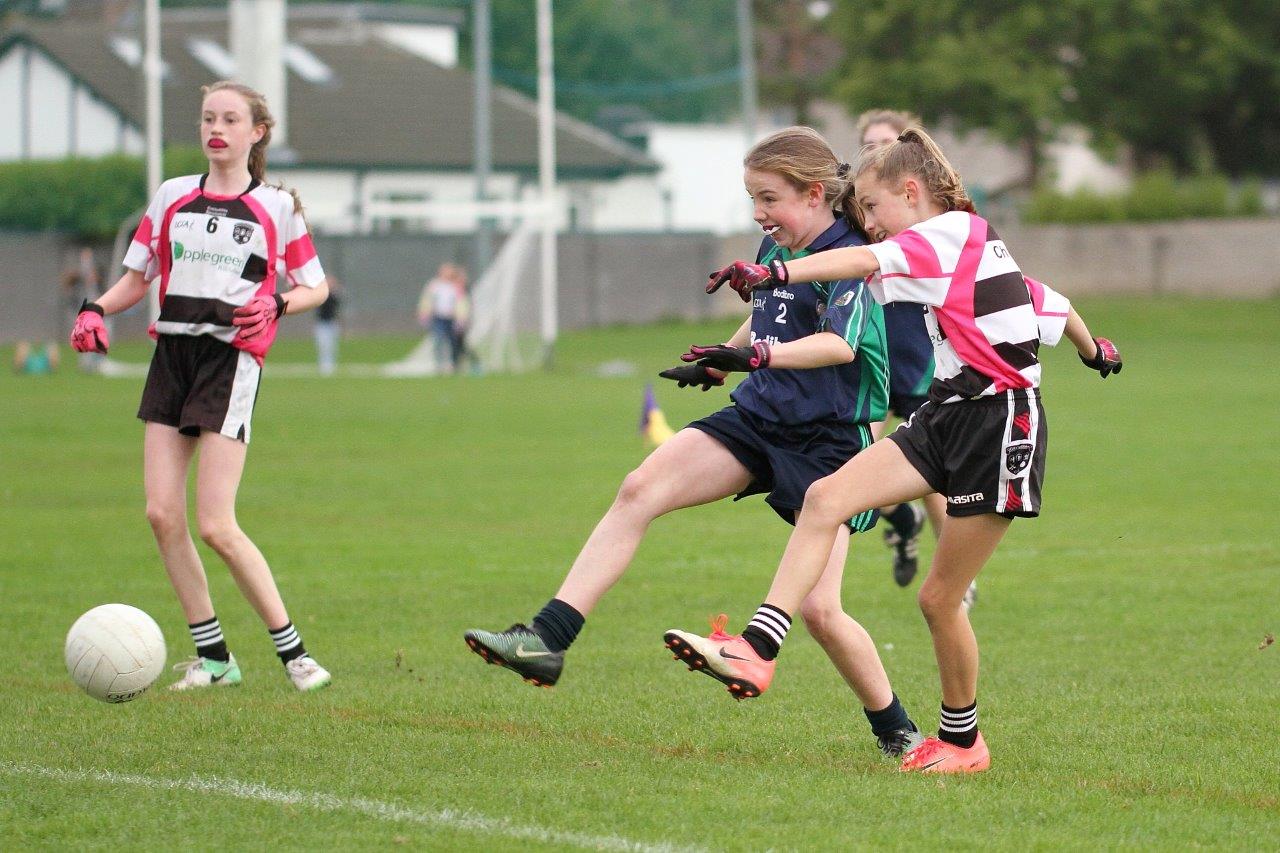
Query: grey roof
[{"left": 1, "top": 14, "right": 658, "bottom": 177}]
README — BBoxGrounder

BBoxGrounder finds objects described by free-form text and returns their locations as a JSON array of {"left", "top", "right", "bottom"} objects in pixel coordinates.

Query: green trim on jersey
[
  {"left": 910, "top": 354, "right": 935, "bottom": 398},
  {"left": 847, "top": 423, "right": 878, "bottom": 532},
  {"left": 813, "top": 280, "right": 889, "bottom": 424}
]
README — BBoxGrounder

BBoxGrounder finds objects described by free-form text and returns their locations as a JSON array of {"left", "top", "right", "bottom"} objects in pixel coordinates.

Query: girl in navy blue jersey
[
  {"left": 465, "top": 126, "right": 923, "bottom": 758},
  {"left": 70, "top": 82, "right": 332, "bottom": 692}
]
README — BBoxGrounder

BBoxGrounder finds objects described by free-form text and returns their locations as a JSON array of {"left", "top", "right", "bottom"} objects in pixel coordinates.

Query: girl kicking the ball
[
  {"left": 465, "top": 126, "right": 926, "bottom": 759},
  {"left": 70, "top": 82, "right": 332, "bottom": 692},
  {"left": 666, "top": 126, "right": 1121, "bottom": 773}
]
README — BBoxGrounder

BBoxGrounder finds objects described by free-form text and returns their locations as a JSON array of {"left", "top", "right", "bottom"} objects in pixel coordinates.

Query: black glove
[
  {"left": 1079, "top": 336, "right": 1122, "bottom": 378},
  {"left": 658, "top": 363, "right": 725, "bottom": 391},
  {"left": 679, "top": 341, "right": 772, "bottom": 372},
  {"left": 705, "top": 259, "right": 789, "bottom": 302}
]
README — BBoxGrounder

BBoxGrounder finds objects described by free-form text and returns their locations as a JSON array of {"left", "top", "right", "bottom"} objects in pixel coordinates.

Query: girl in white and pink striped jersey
[
  {"left": 69, "top": 82, "right": 332, "bottom": 693},
  {"left": 672, "top": 126, "right": 1122, "bottom": 773}
]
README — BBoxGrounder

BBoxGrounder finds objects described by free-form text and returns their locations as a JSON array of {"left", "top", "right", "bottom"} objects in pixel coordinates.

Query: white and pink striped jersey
[
  {"left": 123, "top": 174, "right": 325, "bottom": 362},
  {"left": 864, "top": 211, "right": 1070, "bottom": 404}
]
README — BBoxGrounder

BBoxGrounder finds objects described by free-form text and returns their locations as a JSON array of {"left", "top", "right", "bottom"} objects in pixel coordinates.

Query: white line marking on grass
[{"left": 1, "top": 762, "right": 703, "bottom": 853}]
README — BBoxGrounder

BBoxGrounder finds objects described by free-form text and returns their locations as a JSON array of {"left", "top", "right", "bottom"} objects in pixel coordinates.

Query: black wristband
[
  {"left": 80, "top": 299, "right": 104, "bottom": 316},
  {"left": 750, "top": 340, "right": 772, "bottom": 369},
  {"left": 273, "top": 293, "right": 287, "bottom": 318},
  {"left": 767, "top": 258, "right": 789, "bottom": 286}
]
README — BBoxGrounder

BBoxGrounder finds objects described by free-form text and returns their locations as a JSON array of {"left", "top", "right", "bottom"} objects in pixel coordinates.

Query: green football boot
[
  {"left": 464, "top": 623, "right": 564, "bottom": 687},
  {"left": 169, "top": 655, "right": 242, "bottom": 691}
]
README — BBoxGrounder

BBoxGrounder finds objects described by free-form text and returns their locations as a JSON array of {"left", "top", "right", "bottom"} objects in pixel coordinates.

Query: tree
[
  {"left": 826, "top": 0, "right": 1077, "bottom": 182},
  {"left": 1068, "top": 0, "right": 1280, "bottom": 177}
]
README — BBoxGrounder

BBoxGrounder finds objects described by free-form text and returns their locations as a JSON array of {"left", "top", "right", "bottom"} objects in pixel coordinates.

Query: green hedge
[
  {"left": 0, "top": 148, "right": 209, "bottom": 239},
  {"left": 1024, "top": 171, "right": 1266, "bottom": 224}
]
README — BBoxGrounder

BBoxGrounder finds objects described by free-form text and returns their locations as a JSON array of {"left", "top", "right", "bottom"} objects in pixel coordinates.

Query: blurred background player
[
  {"left": 418, "top": 262, "right": 464, "bottom": 374},
  {"left": 465, "top": 126, "right": 923, "bottom": 758},
  {"left": 672, "top": 126, "right": 1121, "bottom": 773},
  {"left": 69, "top": 81, "right": 333, "bottom": 693},
  {"left": 857, "top": 109, "right": 975, "bottom": 611},
  {"left": 314, "top": 275, "right": 341, "bottom": 376}
]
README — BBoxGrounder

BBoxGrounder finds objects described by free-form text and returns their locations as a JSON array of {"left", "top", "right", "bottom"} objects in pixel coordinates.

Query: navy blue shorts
[
  {"left": 888, "top": 392, "right": 928, "bottom": 420},
  {"left": 688, "top": 406, "right": 878, "bottom": 532}
]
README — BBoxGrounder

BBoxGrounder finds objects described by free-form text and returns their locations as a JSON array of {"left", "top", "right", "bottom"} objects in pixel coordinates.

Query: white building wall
[
  {"left": 0, "top": 47, "right": 25, "bottom": 159},
  {"left": 589, "top": 124, "right": 763, "bottom": 235},
  {"left": 27, "top": 49, "right": 73, "bottom": 158},
  {"left": 73, "top": 86, "right": 128, "bottom": 157}
]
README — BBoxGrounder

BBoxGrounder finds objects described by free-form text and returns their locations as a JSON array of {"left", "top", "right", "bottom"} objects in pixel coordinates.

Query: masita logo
[{"left": 171, "top": 242, "right": 246, "bottom": 274}]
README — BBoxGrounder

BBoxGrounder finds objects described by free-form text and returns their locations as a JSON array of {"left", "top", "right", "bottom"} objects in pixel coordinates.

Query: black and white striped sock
[
  {"left": 268, "top": 621, "right": 308, "bottom": 664},
  {"left": 741, "top": 603, "right": 791, "bottom": 661},
  {"left": 189, "top": 616, "right": 229, "bottom": 663},
  {"left": 938, "top": 701, "right": 978, "bottom": 749}
]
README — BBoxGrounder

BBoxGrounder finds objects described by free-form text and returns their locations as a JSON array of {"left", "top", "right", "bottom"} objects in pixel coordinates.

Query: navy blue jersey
[
  {"left": 883, "top": 301, "right": 935, "bottom": 398},
  {"left": 730, "top": 217, "right": 888, "bottom": 426}
]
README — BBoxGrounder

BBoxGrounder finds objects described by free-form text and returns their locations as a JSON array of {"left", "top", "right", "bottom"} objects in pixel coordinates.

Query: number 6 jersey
[{"left": 123, "top": 174, "right": 326, "bottom": 362}]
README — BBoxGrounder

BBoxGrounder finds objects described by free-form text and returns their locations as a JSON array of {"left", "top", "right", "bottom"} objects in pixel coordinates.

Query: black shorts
[
  {"left": 888, "top": 392, "right": 928, "bottom": 420},
  {"left": 888, "top": 388, "right": 1047, "bottom": 519},
  {"left": 688, "top": 406, "right": 878, "bottom": 532},
  {"left": 137, "top": 334, "right": 262, "bottom": 443}
]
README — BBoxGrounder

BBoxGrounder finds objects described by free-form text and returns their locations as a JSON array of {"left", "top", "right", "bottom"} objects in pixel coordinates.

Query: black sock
[
  {"left": 885, "top": 502, "right": 918, "bottom": 536},
  {"left": 938, "top": 700, "right": 978, "bottom": 748},
  {"left": 268, "top": 621, "right": 308, "bottom": 664},
  {"left": 189, "top": 616, "right": 230, "bottom": 663},
  {"left": 864, "top": 693, "right": 913, "bottom": 737},
  {"left": 531, "top": 598, "right": 584, "bottom": 653},
  {"left": 741, "top": 603, "right": 791, "bottom": 661}
]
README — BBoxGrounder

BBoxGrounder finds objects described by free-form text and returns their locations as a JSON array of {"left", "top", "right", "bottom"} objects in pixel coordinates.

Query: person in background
[
  {"left": 314, "top": 276, "right": 341, "bottom": 376},
  {"left": 418, "top": 262, "right": 462, "bottom": 374}
]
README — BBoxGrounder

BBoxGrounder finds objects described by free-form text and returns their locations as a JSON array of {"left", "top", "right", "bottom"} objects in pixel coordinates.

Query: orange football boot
[
  {"left": 900, "top": 732, "right": 990, "bottom": 774},
  {"left": 663, "top": 614, "right": 775, "bottom": 700}
]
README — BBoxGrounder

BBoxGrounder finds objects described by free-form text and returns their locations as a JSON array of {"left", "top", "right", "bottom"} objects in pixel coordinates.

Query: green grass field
[{"left": 3, "top": 296, "right": 1278, "bottom": 850}]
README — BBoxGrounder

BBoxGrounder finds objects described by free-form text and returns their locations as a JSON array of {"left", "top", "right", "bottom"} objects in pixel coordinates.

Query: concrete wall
[
  {"left": 3, "top": 218, "right": 1278, "bottom": 345},
  {"left": 1001, "top": 219, "right": 1280, "bottom": 298}
]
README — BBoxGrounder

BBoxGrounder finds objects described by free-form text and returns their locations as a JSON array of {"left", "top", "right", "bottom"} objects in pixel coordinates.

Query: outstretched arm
[
  {"left": 782, "top": 246, "right": 881, "bottom": 285},
  {"left": 708, "top": 247, "right": 882, "bottom": 301}
]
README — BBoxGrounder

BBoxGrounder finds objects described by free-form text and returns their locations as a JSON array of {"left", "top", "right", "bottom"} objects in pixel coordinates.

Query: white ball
[{"left": 65, "top": 604, "right": 166, "bottom": 703}]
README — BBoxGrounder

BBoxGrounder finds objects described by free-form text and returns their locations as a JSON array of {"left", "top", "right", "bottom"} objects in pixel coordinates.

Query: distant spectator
[
  {"left": 450, "top": 265, "right": 475, "bottom": 373},
  {"left": 314, "top": 276, "right": 342, "bottom": 376},
  {"left": 418, "top": 262, "right": 463, "bottom": 374},
  {"left": 13, "top": 340, "right": 60, "bottom": 375}
]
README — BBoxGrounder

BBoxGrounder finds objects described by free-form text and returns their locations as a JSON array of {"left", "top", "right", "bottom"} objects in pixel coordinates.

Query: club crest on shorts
[
  {"left": 232, "top": 223, "right": 254, "bottom": 245},
  {"left": 1005, "top": 441, "right": 1033, "bottom": 475}
]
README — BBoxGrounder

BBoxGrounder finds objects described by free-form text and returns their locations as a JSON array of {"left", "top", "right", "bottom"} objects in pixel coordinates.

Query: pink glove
[
  {"left": 232, "top": 293, "right": 286, "bottom": 342},
  {"left": 70, "top": 301, "right": 109, "bottom": 353},
  {"left": 706, "top": 259, "right": 789, "bottom": 302}
]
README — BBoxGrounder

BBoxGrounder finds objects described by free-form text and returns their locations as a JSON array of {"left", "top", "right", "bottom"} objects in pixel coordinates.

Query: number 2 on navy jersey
[{"left": 775, "top": 302, "right": 787, "bottom": 324}]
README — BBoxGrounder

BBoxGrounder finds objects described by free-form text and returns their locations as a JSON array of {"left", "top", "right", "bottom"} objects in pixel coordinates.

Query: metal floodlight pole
[
  {"left": 144, "top": 0, "right": 162, "bottom": 323},
  {"left": 737, "top": 0, "right": 758, "bottom": 148},
  {"left": 536, "top": 0, "right": 557, "bottom": 368},
  {"left": 473, "top": 0, "right": 494, "bottom": 272}
]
